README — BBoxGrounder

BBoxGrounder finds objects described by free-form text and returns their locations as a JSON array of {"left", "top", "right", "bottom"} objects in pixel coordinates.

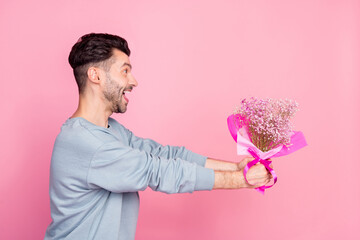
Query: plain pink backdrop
[{"left": 0, "top": 0, "right": 359, "bottom": 239}]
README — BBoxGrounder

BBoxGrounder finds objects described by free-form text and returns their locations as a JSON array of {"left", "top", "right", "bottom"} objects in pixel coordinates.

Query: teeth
[{"left": 124, "top": 91, "right": 130, "bottom": 94}]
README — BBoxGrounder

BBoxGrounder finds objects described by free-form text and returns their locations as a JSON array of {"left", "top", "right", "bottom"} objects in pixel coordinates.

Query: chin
[
  {"left": 114, "top": 108, "right": 127, "bottom": 114},
  {"left": 118, "top": 106, "right": 127, "bottom": 113},
  {"left": 112, "top": 102, "right": 127, "bottom": 113}
]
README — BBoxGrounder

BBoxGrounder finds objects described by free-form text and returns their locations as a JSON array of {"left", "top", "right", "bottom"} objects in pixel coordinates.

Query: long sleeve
[
  {"left": 87, "top": 141, "right": 214, "bottom": 194},
  {"left": 122, "top": 127, "right": 208, "bottom": 166}
]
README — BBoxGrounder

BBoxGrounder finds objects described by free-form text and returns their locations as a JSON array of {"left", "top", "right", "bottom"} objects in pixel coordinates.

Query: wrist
[
  {"left": 237, "top": 171, "right": 247, "bottom": 188},
  {"left": 213, "top": 171, "right": 246, "bottom": 189},
  {"left": 236, "top": 162, "right": 241, "bottom": 171},
  {"left": 232, "top": 171, "right": 247, "bottom": 188}
]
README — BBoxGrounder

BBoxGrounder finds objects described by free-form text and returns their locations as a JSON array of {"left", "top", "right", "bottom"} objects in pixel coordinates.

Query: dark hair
[{"left": 68, "top": 33, "right": 131, "bottom": 93}]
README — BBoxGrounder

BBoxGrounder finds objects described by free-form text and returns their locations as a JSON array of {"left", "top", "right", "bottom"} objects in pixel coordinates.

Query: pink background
[{"left": 1, "top": 0, "right": 359, "bottom": 239}]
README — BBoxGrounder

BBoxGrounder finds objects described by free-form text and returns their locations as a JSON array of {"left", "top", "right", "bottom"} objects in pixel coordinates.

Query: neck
[{"left": 70, "top": 92, "right": 112, "bottom": 128}]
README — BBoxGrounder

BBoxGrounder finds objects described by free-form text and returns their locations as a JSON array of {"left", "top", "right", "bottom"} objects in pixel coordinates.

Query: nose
[{"left": 130, "top": 74, "right": 138, "bottom": 87}]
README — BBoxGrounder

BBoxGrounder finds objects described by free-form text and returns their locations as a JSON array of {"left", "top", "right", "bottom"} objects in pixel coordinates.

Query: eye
[{"left": 123, "top": 69, "right": 128, "bottom": 74}]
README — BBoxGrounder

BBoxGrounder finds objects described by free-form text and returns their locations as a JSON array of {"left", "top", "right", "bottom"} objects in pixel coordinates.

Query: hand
[
  {"left": 236, "top": 156, "right": 254, "bottom": 171},
  {"left": 237, "top": 157, "right": 274, "bottom": 189}
]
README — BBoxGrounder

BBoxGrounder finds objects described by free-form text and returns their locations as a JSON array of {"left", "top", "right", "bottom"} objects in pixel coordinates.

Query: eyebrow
[{"left": 121, "top": 62, "right": 132, "bottom": 69}]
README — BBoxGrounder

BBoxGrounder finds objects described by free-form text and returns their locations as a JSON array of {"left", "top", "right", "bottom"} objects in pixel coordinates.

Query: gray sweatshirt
[{"left": 44, "top": 117, "right": 215, "bottom": 240}]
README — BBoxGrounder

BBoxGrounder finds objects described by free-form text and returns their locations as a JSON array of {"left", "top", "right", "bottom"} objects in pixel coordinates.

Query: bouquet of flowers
[{"left": 227, "top": 97, "right": 307, "bottom": 194}]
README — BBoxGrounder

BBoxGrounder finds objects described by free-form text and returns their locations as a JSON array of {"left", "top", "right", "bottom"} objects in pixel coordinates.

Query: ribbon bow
[
  {"left": 243, "top": 148, "right": 278, "bottom": 195},
  {"left": 227, "top": 114, "right": 307, "bottom": 195}
]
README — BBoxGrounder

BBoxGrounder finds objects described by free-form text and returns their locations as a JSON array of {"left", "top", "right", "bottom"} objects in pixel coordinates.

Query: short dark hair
[{"left": 68, "top": 33, "right": 131, "bottom": 93}]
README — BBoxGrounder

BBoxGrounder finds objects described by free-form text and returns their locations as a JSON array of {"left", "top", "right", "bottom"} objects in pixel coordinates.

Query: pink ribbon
[
  {"left": 227, "top": 114, "right": 307, "bottom": 194},
  {"left": 243, "top": 148, "right": 278, "bottom": 195}
]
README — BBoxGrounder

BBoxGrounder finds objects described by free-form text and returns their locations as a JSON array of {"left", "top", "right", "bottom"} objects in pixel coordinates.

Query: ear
[{"left": 87, "top": 67, "right": 100, "bottom": 84}]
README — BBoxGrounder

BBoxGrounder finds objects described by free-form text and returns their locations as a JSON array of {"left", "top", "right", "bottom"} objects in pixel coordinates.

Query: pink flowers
[
  {"left": 228, "top": 98, "right": 306, "bottom": 194},
  {"left": 233, "top": 98, "right": 299, "bottom": 152}
]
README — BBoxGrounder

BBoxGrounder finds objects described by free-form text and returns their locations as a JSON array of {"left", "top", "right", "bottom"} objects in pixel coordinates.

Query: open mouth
[{"left": 123, "top": 90, "right": 131, "bottom": 103}]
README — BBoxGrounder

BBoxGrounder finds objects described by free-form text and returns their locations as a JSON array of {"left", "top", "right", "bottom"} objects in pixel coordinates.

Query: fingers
[
  {"left": 261, "top": 172, "right": 273, "bottom": 186},
  {"left": 246, "top": 165, "right": 274, "bottom": 188},
  {"left": 269, "top": 162, "right": 274, "bottom": 169},
  {"left": 267, "top": 158, "right": 274, "bottom": 169},
  {"left": 267, "top": 172, "right": 273, "bottom": 183},
  {"left": 241, "top": 157, "right": 276, "bottom": 189}
]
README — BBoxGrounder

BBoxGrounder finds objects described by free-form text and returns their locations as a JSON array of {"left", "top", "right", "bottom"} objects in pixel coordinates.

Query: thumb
[
  {"left": 238, "top": 156, "right": 255, "bottom": 170},
  {"left": 242, "top": 156, "right": 255, "bottom": 163}
]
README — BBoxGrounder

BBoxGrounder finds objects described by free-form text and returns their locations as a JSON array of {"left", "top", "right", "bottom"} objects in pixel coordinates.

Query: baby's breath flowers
[{"left": 234, "top": 98, "right": 299, "bottom": 152}]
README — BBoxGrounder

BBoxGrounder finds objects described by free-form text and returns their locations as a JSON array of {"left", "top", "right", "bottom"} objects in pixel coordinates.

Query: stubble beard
[{"left": 103, "top": 74, "right": 127, "bottom": 113}]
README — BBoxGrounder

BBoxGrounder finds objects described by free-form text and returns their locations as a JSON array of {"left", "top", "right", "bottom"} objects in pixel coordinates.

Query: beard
[{"left": 102, "top": 73, "right": 127, "bottom": 113}]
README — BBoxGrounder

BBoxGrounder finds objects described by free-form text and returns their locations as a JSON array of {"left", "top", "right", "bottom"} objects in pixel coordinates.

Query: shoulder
[
  {"left": 50, "top": 118, "right": 108, "bottom": 178},
  {"left": 54, "top": 117, "right": 112, "bottom": 151},
  {"left": 108, "top": 117, "right": 133, "bottom": 135},
  {"left": 108, "top": 117, "right": 126, "bottom": 129}
]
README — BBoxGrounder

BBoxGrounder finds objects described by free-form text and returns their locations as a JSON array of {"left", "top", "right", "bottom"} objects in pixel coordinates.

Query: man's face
[{"left": 101, "top": 49, "right": 138, "bottom": 113}]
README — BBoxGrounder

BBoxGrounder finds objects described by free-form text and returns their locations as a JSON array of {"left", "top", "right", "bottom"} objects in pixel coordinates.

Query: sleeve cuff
[
  {"left": 194, "top": 165, "right": 215, "bottom": 191},
  {"left": 188, "top": 151, "right": 208, "bottom": 166}
]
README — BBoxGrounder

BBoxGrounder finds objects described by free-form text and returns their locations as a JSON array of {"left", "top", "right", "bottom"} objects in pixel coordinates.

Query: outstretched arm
[{"left": 88, "top": 141, "right": 272, "bottom": 192}]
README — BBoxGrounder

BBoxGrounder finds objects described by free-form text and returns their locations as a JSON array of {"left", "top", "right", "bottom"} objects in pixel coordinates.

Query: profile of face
[{"left": 100, "top": 49, "right": 138, "bottom": 113}]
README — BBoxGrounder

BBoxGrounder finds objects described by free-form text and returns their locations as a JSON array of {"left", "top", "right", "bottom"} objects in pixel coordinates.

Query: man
[{"left": 44, "top": 33, "right": 273, "bottom": 240}]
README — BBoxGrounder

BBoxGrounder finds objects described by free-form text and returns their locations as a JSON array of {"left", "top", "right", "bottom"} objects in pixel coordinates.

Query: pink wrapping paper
[{"left": 227, "top": 114, "right": 307, "bottom": 194}]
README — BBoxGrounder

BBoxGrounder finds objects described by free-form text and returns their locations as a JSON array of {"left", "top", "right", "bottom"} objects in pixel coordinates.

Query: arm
[
  {"left": 87, "top": 141, "right": 214, "bottom": 194},
  {"left": 205, "top": 156, "right": 258, "bottom": 171},
  {"left": 205, "top": 158, "right": 239, "bottom": 171},
  {"left": 87, "top": 141, "right": 272, "bottom": 192},
  {"left": 124, "top": 127, "right": 207, "bottom": 166}
]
